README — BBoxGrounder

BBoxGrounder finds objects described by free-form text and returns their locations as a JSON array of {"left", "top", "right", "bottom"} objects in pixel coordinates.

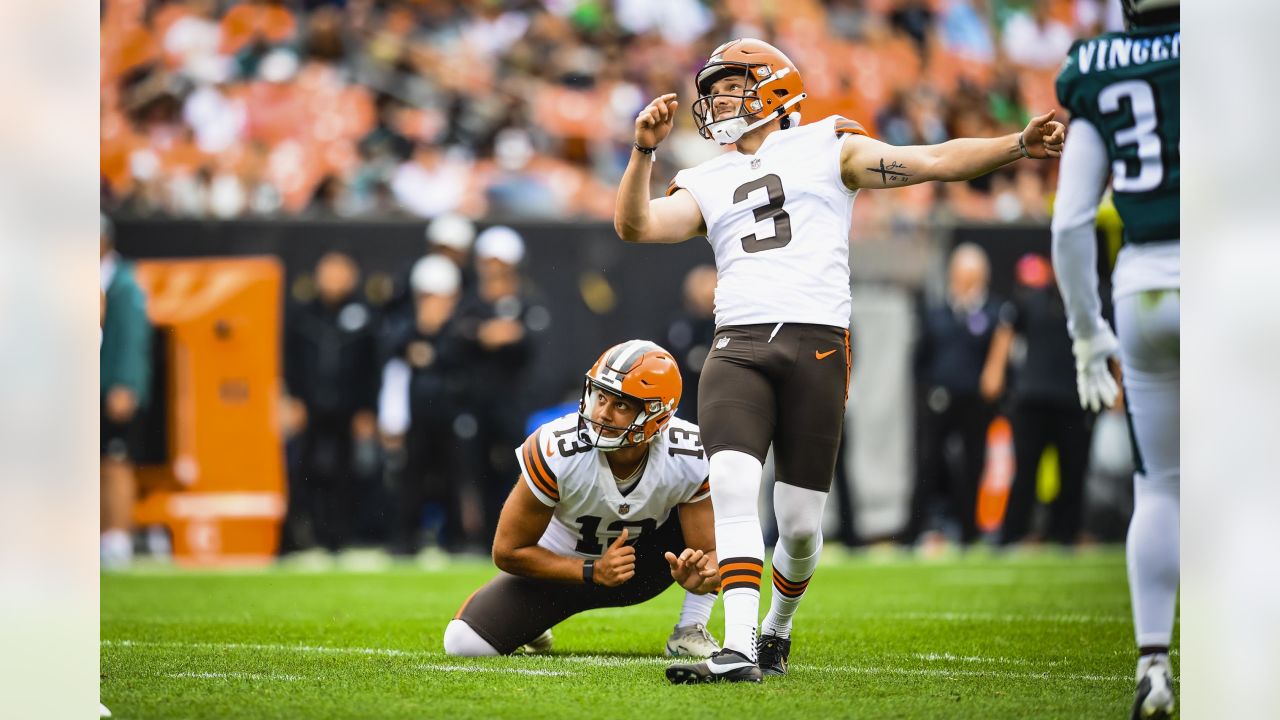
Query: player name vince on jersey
[{"left": 1068, "top": 30, "right": 1180, "bottom": 75}]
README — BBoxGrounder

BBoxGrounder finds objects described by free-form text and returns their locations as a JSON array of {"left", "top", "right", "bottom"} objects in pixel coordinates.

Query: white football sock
[
  {"left": 443, "top": 619, "right": 500, "bottom": 657},
  {"left": 710, "top": 450, "right": 765, "bottom": 661},
  {"left": 678, "top": 591, "right": 717, "bottom": 627},
  {"left": 762, "top": 483, "right": 827, "bottom": 639},
  {"left": 1127, "top": 472, "right": 1179, "bottom": 648}
]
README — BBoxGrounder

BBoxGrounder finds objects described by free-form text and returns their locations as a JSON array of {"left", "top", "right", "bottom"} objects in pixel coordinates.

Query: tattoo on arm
[{"left": 866, "top": 159, "right": 910, "bottom": 184}]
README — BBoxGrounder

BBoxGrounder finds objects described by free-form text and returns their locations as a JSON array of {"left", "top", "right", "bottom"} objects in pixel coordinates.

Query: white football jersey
[
  {"left": 515, "top": 413, "right": 711, "bottom": 558},
  {"left": 669, "top": 115, "right": 868, "bottom": 329}
]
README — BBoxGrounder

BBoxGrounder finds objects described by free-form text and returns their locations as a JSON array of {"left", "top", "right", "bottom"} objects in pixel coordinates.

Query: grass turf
[{"left": 101, "top": 546, "right": 1175, "bottom": 719}]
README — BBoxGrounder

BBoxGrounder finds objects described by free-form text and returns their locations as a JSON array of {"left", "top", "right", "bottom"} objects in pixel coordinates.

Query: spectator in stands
[
  {"left": 379, "top": 255, "right": 471, "bottom": 555},
  {"left": 100, "top": 214, "right": 154, "bottom": 569},
  {"left": 903, "top": 243, "right": 1007, "bottom": 548},
  {"left": 454, "top": 226, "right": 545, "bottom": 548},
  {"left": 283, "top": 251, "right": 379, "bottom": 554},
  {"left": 1001, "top": 0, "right": 1075, "bottom": 69},
  {"left": 665, "top": 264, "right": 717, "bottom": 424},
  {"left": 101, "top": 0, "right": 1101, "bottom": 222},
  {"left": 987, "top": 254, "right": 1095, "bottom": 547}
]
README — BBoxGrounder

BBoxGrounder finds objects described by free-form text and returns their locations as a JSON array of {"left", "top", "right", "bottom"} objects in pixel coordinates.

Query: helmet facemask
[
  {"left": 577, "top": 379, "right": 669, "bottom": 452},
  {"left": 693, "top": 63, "right": 805, "bottom": 145}
]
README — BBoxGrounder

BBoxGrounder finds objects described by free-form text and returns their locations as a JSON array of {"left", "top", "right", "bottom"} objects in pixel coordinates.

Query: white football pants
[{"left": 1115, "top": 289, "right": 1180, "bottom": 648}]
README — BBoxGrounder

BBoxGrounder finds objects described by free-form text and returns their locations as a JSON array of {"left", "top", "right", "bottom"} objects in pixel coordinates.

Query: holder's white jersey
[
  {"left": 515, "top": 413, "right": 711, "bottom": 558},
  {"left": 668, "top": 115, "right": 868, "bottom": 329}
]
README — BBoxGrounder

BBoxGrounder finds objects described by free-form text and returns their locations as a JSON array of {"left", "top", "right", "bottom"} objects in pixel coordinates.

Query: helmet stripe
[{"left": 614, "top": 340, "right": 659, "bottom": 378}]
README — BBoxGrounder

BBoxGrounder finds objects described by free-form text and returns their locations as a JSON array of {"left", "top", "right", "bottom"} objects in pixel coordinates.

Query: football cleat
[
  {"left": 516, "top": 629, "right": 553, "bottom": 655},
  {"left": 665, "top": 648, "right": 763, "bottom": 684},
  {"left": 756, "top": 633, "right": 791, "bottom": 676},
  {"left": 1131, "top": 655, "right": 1175, "bottom": 719},
  {"left": 665, "top": 623, "right": 721, "bottom": 658}
]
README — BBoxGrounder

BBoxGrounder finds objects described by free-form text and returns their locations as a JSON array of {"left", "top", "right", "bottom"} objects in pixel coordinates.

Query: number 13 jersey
[
  {"left": 515, "top": 412, "right": 711, "bottom": 558},
  {"left": 668, "top": 114, "right": 869, "bottom": 330}
]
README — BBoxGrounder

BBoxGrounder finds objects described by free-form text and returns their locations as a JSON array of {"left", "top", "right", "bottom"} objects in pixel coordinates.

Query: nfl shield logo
[
  {"left": 751, "top": 158, "right": 761, "bottom": 170},
  {"left": 618, "top": 503, "right": 630, "bottom": 515}
]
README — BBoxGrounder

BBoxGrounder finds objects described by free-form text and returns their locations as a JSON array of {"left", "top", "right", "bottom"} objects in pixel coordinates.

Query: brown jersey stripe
[
  {"left": 718, "top": 556, "right": 764, "bottom": 566},
  {"left": 834, "top": 117, "right": 869, "bottom": 137},
  {"left": 665, "top": 181, "right": 682, "bottom": 197},
  {"left": 527, "top": 430, "right": 559, "bottom": 492},
  {"left": 721, "top": 569, "right": 764, "bottom": 581},
  {"left": 695, "top": 478, "right": 711, "bottom": 495},
  {"left": 522, "top": 438, "right": 558, "bottom": 500}
]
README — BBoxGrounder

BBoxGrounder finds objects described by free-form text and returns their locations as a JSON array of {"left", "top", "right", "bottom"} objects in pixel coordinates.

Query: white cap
[
  {"left": 475, "top": 226, "right": 525, "bottom": 265},
  {"left": 259, "top": 49, "right": 299, "bottom": 84},
  {"left": 426, "top": 213, "right": 476, "bottom": 251},
  {"left": 410, "top": 254, "right": 461, "bottom": 296}
]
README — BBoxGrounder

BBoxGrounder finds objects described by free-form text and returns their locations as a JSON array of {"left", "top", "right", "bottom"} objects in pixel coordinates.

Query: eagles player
[
  {"left": 614, "top": 38, "right": 1064, "bottom": 683},
  {"left": 1051, "top": 2, "right": 1180, "bottom": 717},
  {"left": 444, "top": 340, "right": 723, "bottom": 658}
]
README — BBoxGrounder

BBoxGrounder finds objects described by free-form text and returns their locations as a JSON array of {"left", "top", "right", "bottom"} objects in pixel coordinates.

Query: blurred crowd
[{"left": 101, "top": 0, "right": 1122, "bottom": 225}]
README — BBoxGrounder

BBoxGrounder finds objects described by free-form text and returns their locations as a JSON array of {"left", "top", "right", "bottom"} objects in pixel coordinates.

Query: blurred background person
[
  {"left": 380, "top": 255, "right": 470, "bottom": 556},
  {"left": 282, "top": 251, "right": 379, "bottom": 555},
  {"left": 665, "top": 264, "right": 716, "bottom": 424},
  {"left": 902, "top": 243, "right": 1006, "bottom": 549},
  {"left": 455, "top": 226, "right": 544, "bottom": 548},
  {"left": 987, "top": 254, "right": 1095, "bottom": 547},
  {"left": 381, "top": 213, "right": 477, "bottom": 359},
  {"left": 100, "top": 214, "right": 154, "bottom": 569}
]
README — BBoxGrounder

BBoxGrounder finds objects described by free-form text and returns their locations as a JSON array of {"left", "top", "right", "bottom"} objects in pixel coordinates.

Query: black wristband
[
  {"left": 582, "top": 559, "right": 595, "bottom": 584},
  {"left": 633, "top": 143, "right": 657, "bottom": 155}
]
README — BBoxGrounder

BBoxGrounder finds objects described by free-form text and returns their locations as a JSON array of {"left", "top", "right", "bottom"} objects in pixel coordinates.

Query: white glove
[{"left": 1071, "top": 325, "right": 1120, "bottom": 412}]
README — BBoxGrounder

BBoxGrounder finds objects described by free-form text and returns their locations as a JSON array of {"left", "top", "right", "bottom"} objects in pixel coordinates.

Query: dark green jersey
[{"left": 1056, "top": 24, "right": 1179, "bottom": 245}]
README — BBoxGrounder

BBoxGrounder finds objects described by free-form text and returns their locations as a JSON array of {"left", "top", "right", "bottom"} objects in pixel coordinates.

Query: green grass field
[{"left": 101, "top": 547, "right": 1176, "bottom": 719}]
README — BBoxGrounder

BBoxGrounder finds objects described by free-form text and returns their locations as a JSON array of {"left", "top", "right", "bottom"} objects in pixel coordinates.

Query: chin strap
[{"left": 710, "top": 94, "right": 807, "bottom": 145}]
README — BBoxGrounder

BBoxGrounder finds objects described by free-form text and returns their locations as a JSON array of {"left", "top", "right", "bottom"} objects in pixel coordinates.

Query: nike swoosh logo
[
  {"left": 708, "top": 657, "right": 757, "bottom": 673},
  {"left": 815, "top": 349, "right": 838, "bottom": 360},
  {"left": 545, "top": 437, "right": 556, "bottom": 456}
]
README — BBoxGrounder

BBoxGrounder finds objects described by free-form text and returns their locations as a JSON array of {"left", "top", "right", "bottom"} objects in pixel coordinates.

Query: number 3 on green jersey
[{"left": 1057, "top": 26, "right": 1180, "bottom": 244}]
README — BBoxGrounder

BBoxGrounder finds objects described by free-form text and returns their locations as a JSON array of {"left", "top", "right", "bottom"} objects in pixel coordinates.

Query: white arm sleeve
[
  {"left": 378, "top": 358, "right": 411, "bottom": 436},
  {"left": 1050, "top": 118, "right": 1113, "bottom": 341}
]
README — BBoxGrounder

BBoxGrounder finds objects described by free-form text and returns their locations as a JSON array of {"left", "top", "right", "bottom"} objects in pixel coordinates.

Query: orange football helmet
[
  {"left": 578, "top": 340, "right": 682, "bottom": 450},
  {"left": 692, "top": 38, "right": 807, "bottom": 145}
]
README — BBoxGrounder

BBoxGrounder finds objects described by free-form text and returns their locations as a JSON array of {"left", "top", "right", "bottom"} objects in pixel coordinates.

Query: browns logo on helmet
[
  {"left": 578, "top": 340, "right": 682, "bottom": 450},
  {"left": 692, "top": 38, "right": 807, "bottom": 145}
]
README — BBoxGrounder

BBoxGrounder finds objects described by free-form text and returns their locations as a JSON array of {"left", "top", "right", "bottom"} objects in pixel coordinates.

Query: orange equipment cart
[{"left": 131, "top": 256, "right": 286, "bottom": 566}]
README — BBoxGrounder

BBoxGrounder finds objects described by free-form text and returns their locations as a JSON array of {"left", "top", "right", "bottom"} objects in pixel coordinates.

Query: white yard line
[
  {"left": 868, "top": 611, "right": 1130, "bottom": 624},
  {"left": 414, "top": 665, "right": 571, "bottom": 677},
  {"left": 104, "top": 640, "right": 1134, "bottom": 683},
  {"left": 164, "top": 671, "right": 305, "bottom": 682},
  {"left": 910, "top": 652, "right": 1062, "bottom": 666}
]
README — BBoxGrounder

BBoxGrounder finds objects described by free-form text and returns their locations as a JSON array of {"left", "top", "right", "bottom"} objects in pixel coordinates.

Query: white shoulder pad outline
[{"left": 515, "top": 413, "right": 585, "bottom": 506}]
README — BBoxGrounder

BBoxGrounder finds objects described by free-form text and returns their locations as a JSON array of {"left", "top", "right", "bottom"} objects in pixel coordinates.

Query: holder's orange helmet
[
  {"left": 578, "top": 340, "right": 682, "bottom": 450},
  {"left": 693, "top": 38, "right": 807, "bottom": 145}
]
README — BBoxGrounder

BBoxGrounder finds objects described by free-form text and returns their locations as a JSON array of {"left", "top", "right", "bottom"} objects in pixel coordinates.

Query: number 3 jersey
[
  {"left": 515, "top": 412, "right": 711, "bottom": 558},
  {"left": 1055, "top": 24, "right": 1179, "bottom": 299},
  {"left": 668, "top": 115, "right": 869, "bottom": 330}
]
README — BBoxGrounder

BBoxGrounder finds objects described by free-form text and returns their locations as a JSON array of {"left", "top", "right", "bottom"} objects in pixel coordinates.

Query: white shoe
[
  {"left": 665, "top": 623, "right": 721, "bottom": 658},
  {"left": 517, "top": 629, "right": 553, "bottom": 655},
  {"left": 1131, "top": 654, "right": 1175, "bottom": 719}
]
